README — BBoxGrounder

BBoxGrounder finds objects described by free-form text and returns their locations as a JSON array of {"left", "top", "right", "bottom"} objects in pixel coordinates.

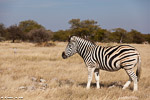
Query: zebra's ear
[
  {"left": 70, "top": 36, "right": 76, "bottom": 42},
  {"left": 68, "top": 36, "right": 76, "bottom": 42},
  {"left": 68, "top": 35, "right": 71, "bottom": 42}
]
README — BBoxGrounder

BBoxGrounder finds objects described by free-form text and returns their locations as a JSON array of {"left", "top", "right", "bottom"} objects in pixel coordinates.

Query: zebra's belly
[{"left": 98, "top": 64, "right": 121, "bottom": 72}]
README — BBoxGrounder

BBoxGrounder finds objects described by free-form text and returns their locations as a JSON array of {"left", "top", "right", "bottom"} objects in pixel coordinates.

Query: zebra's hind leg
[
  {"left": 124, "top": 69, "right": 138, "bottom": 91},
  {"left": 94, "top": 68, "right": 100, "bottom": 89},
  {"left": 123, "top": 78, "right": 132, "bottom": 90},
  {"left": 86, "top": 67, "right": 95, "bottom": 89}
]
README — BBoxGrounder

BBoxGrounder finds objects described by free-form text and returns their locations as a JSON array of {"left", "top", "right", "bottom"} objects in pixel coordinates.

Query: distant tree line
[
  {"left": 0, "top": 19, "right": 150, "bottom": 44},
  {"left": 0, "top": 20, "right": 52, "bottom": 43}
]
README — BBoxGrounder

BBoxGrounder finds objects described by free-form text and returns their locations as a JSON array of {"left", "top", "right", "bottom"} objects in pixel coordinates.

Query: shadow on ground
[{"left": 78, "top": 81, "right": 125, "bottom": 89}]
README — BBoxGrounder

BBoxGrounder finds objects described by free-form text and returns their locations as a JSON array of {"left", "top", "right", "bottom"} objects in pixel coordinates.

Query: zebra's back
[{"left": 93, "top": 45, "right": 140, "bottom": 71}]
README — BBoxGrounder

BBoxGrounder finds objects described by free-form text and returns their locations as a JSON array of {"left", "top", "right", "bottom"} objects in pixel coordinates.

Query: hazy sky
[{"left": 0, "top": 0, "right": 150, "bottom": 33}]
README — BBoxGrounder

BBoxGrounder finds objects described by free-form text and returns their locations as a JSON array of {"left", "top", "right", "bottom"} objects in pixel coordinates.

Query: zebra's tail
[{"left": 136, "top": 55, "right": 141, "bottom": 82}]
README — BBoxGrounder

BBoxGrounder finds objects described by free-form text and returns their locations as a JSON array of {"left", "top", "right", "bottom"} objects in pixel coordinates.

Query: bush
[
  {"left": 28, "top": 28, "right": 52, "bottom": 43},
  {"left": 52, "top": 30, "right": 71, "bottom": 41},
  {"left": 7, "top": 25, "right": 24, "bottom": 42},
  {"left": 0, "top": 23, "right": 6, "bottom": 37},
  {"left": 125, "top": 29, "right": 145, "bottom": 44}
]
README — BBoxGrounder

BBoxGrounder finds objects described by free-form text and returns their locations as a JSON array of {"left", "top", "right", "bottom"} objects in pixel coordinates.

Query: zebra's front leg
[
  {"left": 86, "top": 67, "right": 95, "bottom": 89},
  {"left": 94, "top": 68, "right": 100, "bottom": 89}
]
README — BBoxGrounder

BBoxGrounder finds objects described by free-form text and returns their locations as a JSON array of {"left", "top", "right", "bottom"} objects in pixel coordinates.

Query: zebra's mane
[{"left": 68, "top": 35, "right": 96, "bottom": 45}]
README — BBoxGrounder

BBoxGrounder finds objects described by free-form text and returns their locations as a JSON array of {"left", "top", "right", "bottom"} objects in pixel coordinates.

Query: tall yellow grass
[{"left": 0, "top": 42, "right": 150, "bottom": 100}]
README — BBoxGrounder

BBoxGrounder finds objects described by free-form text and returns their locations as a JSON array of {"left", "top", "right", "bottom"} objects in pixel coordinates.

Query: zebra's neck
[{"left": 76, "top": 37, "right": 95, "bottom": 59}]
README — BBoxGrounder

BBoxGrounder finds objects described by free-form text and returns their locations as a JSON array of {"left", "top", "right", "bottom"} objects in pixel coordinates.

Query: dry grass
[{"left": 0, "top": 42, "right": 150, "bottom": 100}]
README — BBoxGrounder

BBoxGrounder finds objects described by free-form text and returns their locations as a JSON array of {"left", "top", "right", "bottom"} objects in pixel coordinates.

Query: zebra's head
[{"left": 62, "top": 36, "right": 78, "bottom": 59}]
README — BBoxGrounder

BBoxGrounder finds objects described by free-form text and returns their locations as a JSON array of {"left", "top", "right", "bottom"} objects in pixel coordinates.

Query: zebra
[{"left": 62, "top": 36, "right": 141, "bottom": 91}]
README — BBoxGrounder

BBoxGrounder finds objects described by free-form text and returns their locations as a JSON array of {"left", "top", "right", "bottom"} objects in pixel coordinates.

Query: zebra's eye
[{"left": 69, "top": 45, "right": 72, "bottom": 48}]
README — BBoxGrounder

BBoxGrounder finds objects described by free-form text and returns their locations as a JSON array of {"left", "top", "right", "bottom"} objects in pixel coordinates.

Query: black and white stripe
[{"left": 62, "top": 36, "right": 141, "bottom": 91}]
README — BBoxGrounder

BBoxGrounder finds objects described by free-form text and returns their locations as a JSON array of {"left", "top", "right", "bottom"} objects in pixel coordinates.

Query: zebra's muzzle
[{"left": 62, "top": 52, "right": 67, "bottom": 59}]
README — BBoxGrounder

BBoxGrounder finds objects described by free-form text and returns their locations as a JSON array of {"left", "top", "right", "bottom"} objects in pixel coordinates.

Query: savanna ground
[{"left": 0, "top": 41, "right": 150, "bottom": 100}]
